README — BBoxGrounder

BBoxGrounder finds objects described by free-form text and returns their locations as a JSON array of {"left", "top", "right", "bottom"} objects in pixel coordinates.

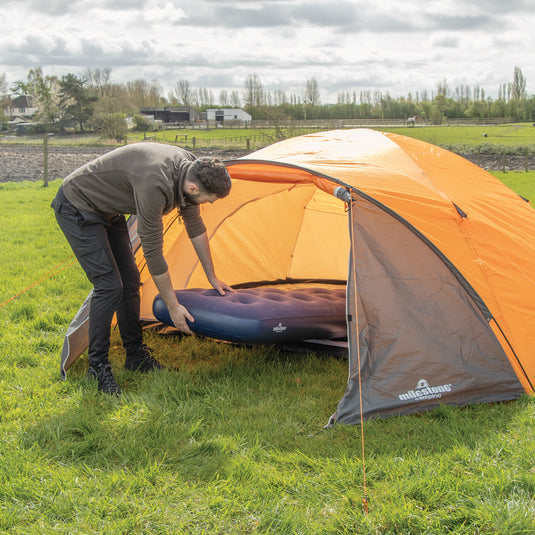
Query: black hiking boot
[
  {"left": 124, "top": 344, "right": 164, "bottom": 373},
  {"left": 87, "top": 361, "right": 121, "bottom": 396}
]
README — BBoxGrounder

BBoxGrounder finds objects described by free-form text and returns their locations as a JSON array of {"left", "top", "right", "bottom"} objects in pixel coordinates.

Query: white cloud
[
  {"left": 140, "top": 1, "right": 186, "bottom": 24},
  {"left": 0, "top": 0, "right": 534, "bottom": 102}
]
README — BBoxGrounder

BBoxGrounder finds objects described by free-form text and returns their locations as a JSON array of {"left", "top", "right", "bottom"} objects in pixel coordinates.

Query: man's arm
[
  {"left": 152, "top": 270, "right": 195, "bottom": 334},
  {"left": 150, "top": 229, "right": 232, "bottom": 334},
  {"left": 190, "top": 232, "right": 234, "bottom": 295}
]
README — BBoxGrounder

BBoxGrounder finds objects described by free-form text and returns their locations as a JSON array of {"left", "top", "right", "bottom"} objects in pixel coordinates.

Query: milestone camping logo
[
  {"left": 398, "top": 378, "right": 453, "bottom": 402},
  {"left": 272, "top": 322, "right": 287, "bottom": 334}
]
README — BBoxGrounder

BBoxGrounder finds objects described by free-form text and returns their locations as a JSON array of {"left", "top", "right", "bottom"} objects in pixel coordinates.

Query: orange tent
[{"left": 62, "top": 129, "right": 535, "bottom": 423}]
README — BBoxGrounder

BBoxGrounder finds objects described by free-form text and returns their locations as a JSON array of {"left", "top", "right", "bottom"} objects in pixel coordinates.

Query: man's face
[{"left": 184, "top": 190, "right": 219, "bottom": 205}]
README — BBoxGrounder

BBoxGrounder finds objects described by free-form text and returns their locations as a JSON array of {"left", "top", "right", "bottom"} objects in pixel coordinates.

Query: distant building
[
  {"left": 206, "top": 109, "right": 252, "bottom": 123},
  {"left": 4, "top": 95, "right": 37, "bottom": 119},
  {"left": 140, "top": 106, "right": 200, "bottom": 124}
]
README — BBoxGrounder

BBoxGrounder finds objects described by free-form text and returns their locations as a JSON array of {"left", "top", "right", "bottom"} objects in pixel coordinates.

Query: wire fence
[
  {"left": 140, "top": 129, "right": 535, "bottom": 172},
  {"left": 18, "top": 128, "right": 535, "bottom": 188},
  {"left": 143, "top": 131, "right": 274, "bottom": 152}
]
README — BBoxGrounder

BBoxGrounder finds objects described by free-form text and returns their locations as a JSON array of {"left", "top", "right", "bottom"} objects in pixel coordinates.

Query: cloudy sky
[{"left": 1, "top": 0, "right": 533, "bottom": 104}]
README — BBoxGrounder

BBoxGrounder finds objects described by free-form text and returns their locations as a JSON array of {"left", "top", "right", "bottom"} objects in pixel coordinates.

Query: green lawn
[
  {"left": 116, "top": 122, "right": 535, "bottom": 153},
  {"left": 383, "top": 123, "right": 535, "bottom": 149},
  {"left": 0, "top": 173, "right": 534, "bottom": 534},
  {"left": 493, "top": 171, "right": 535, "bottom": 201},
  {"left": 3, "top": 123, "right": 535, "bottom": 154}
]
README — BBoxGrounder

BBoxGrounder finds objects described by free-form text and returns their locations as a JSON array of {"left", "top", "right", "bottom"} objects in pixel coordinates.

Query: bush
[
  {"left": 91, "top": 112, "right": 128, "bottom": 142},
  {"left": 132, "top": 114, "right": 154, "bottom": 132}
]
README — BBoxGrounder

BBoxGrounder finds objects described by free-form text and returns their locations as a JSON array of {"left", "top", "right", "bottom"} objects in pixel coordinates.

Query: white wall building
[
  {"left": 5, "top": 95, "right": 37, "bottom": 119},
  {"left": 206, "top": 108, "right": 252, "bottom": 123}
]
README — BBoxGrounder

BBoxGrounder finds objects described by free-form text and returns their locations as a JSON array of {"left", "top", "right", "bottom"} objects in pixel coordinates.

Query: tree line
[{"left": 0, "top": 66, "right": 533, "bottom": 140}]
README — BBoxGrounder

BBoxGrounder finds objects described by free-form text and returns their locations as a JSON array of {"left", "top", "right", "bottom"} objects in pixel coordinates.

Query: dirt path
[{"left": 0, "top": 145, "right": 250, "bottom": 183}]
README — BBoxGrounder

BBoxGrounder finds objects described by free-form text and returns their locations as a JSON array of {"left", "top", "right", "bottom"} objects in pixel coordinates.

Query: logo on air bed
[
  {"left": 398, "top": 379, "right": 453, "bottom": 402},
  {"left": 273, "top": 322, "right": 287, "bottom": 334}
]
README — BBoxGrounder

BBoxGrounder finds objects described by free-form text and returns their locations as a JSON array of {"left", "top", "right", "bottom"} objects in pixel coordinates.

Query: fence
[
  {"left": 37, "top": 129, "right": 534, "bottom": 187},
  {"left": 157, "top": 117, "right": 519, "bottom": 130},
  {"left": 143, "top": 131, "right": 274, "bottom": 153},
  {"left": 141, "top": 128, "right": 535, "bottom": 170},
  {"left": 175, "top": 133, "right": 271, "bottom": 152}
]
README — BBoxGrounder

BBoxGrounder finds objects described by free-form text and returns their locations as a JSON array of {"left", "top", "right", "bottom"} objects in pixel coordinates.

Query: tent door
[{"left": 331, "top": 197, "right": 523, "bottom": 424}]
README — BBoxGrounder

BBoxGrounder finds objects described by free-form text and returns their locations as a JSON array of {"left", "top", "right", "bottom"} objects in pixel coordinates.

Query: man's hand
[
  {"left": 208, "top": 275, "right": 235, "bottom": 295},
  {"left": 191, "top": 233, "right": 235, "bottom": 296},
  {"left": 152, "top": 270, "right": 196, "bottom": 334},
  {"left": 168, "top": 303, "right": 195, "bottom": 335}
]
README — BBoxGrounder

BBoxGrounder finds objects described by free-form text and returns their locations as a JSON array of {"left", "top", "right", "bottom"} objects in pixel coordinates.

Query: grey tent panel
[
  {"left": 330, "top": 198, "right": 524, "bottom": 424},
  {"left": 60, "top": 290, "right": 92, "bottom": 379}
]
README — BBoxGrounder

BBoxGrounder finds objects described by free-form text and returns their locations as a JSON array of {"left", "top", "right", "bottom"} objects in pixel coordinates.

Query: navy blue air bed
[{"left": 152, "top": 286, "right": 347, "bottom": 344}]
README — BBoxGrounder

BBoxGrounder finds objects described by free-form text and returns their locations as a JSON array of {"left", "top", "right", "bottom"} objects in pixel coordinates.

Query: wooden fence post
[
  {"left": 43, "top": 133, "right": 49, "bottom": 187},
  {"left": 192, "top": 137, "right": 196, "bottom": 154}
]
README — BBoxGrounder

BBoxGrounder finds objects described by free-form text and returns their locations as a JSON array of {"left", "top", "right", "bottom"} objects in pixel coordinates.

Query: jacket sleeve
[
  {"left": 133, "top": 183, "right": 169, "bottom": 276},
  {"left": 180, "top": 204, "right": 207, "bottom": 238}
]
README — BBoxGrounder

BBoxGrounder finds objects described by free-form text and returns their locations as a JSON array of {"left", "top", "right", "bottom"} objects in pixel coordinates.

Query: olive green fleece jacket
[{"left": 62, "top": 142, "right": 206, "bottom": 276}]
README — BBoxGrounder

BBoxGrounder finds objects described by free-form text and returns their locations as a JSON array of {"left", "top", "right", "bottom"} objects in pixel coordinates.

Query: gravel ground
[
  {"left": 0, "top": 144, "right": 533, "bottom": 183},
  {"left": 0, "top": 145, "right": 250, "bottom": 183}
]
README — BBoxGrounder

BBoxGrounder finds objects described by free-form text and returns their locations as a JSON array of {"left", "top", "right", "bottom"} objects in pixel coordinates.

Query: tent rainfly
[{"left": 61, "top": 129, "right": 535, "bottom": 424}]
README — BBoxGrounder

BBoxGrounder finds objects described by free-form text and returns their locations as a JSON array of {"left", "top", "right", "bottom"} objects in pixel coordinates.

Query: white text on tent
[{"left": 398, "top": 380, "right": 453, "bottom": 402}]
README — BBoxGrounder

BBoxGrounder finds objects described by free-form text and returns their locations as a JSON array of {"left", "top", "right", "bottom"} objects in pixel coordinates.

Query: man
[{"left": 51, "top": 142, "right": 233, "bottom": 395}]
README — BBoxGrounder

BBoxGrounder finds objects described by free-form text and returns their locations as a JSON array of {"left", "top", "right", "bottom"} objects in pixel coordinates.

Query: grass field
[
  {"left": 1, "top": 170, "right": 534, "bottom": 533},
  {"left": 2, "top": 123, "right": 535, "bottom": 155},
  {"left": 120, "top": 123, "right": 535, "bottom": 154},
  {"left": 383, "top": 123, "right": 535, "bottom": 149}
]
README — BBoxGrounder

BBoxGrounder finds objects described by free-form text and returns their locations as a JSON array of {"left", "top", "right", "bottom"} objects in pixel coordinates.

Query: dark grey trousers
[{"left": 52, "top": 187, "right": 143, "bottom": 365}]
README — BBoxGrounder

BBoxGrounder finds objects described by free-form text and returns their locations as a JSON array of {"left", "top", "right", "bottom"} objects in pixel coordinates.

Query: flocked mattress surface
[{"left": 152, "top": 285, "right": 347, "bottom": 344}]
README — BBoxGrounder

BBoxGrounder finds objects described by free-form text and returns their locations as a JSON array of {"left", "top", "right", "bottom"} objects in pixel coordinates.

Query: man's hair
[{"left": 190, "top": 158, "right": 232, "bottom": 198}]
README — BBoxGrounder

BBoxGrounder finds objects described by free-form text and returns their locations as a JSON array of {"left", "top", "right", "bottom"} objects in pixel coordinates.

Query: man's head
[{"left": 184, "top": 158, "right": 232, "bottom": 205}]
